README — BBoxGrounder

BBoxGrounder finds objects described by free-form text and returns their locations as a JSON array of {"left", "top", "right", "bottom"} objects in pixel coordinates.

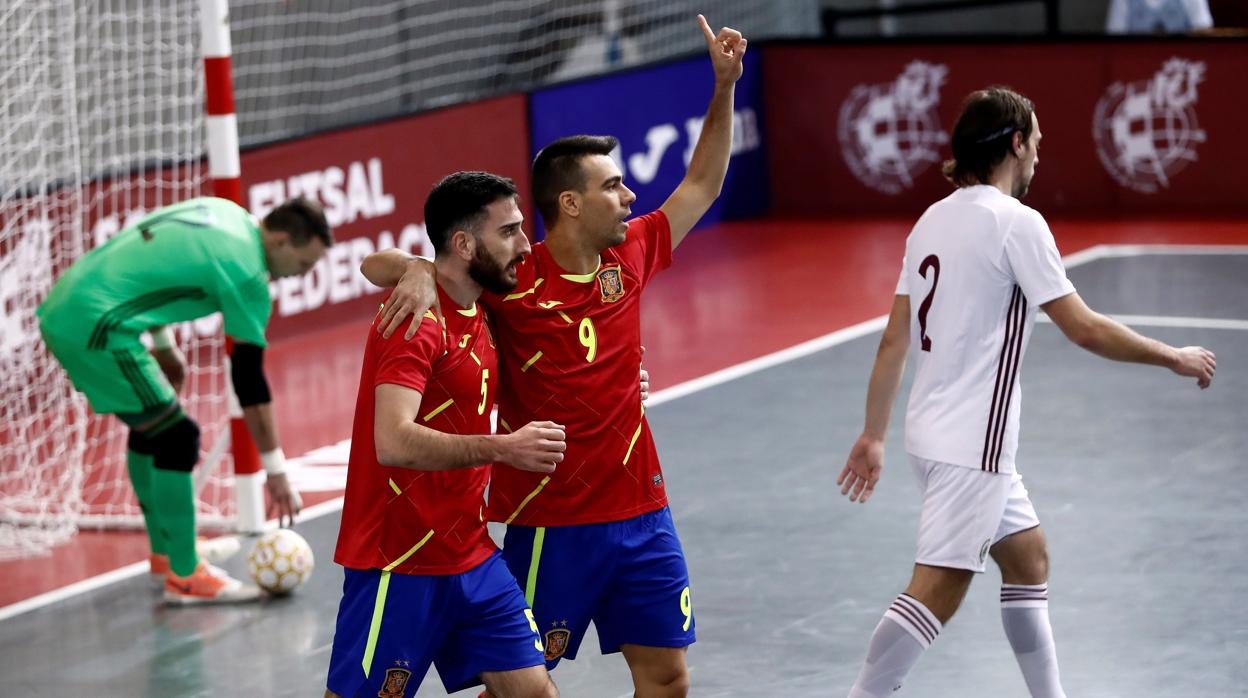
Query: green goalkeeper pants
[{"left": 40, "top": 322, "right": 176, "bottom": 425}]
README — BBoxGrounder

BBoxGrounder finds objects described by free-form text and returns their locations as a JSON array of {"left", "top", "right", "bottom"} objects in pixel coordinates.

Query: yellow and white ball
[{"left": 248, "top": 529, "right": 314, "bottom": 595}]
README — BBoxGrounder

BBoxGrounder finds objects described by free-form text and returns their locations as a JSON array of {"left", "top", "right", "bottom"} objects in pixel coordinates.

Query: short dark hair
[
  {"left": 942, "top": 87, "right": 1035, "bottom": 188},
  {"left": 531, "top": 135, "right": 619, "bottom": 226},
  {"left": 424, "top": 171, "right": 518, "bottom": 255},
  {"left": 263, "top": 197, "right": 333, "bottom": 247}
]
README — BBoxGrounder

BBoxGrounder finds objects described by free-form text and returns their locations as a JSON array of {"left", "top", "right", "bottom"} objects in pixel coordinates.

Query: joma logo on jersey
[
  {"left": 377, "top": 664, "right": 412, "bottom": 698},
  {"left": 597, "top": 265, "right": 625, "bottom": 303}
]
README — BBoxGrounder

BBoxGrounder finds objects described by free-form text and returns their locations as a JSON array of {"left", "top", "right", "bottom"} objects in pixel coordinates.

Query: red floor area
[{"left": 2, "top": 216, "right": 1243, "bottom": 610}]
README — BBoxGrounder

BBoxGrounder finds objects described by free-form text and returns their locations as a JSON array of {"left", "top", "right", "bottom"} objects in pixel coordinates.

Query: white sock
[
  {"left": 1001, "top": 583, "right": 1066, "bottom": 698},
  {"left": 848, "top": 594, "right": 942, "bottom": 698}
]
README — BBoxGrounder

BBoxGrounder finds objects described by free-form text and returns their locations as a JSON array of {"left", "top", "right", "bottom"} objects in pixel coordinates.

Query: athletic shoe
[
  {"left": 163, "top": 562, "right": 261, "bottom": 605},
  {"left": 149, "top": 536, "right": 243, "bottom": 586}
]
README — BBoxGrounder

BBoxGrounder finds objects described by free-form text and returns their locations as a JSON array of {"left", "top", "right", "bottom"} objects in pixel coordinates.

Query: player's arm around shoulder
[
  {"left": 359, "top": 250, "right": 441, "bottom": 340},
  {"left": 1042, "top": 293, "right": 1216, "bottom": 389},
  {"left": 658, "top": 15, "right": 747, "bottom": 251}
]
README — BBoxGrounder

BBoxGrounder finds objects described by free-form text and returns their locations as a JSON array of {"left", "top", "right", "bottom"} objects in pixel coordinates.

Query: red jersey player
[
  {"left": 327, "top": 172, "right": 566, "bottom": 698},
  {"left": 360, "top": 15, "right": 747, "bottom": 697}
]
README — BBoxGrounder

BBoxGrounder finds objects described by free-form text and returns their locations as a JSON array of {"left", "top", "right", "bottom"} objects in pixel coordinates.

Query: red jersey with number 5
[
  {"left": 335, "top": 285, "right": 499, "bottom": 575},
  {"left": 483, "top": 211, "right": 673, "bottom": 527}
]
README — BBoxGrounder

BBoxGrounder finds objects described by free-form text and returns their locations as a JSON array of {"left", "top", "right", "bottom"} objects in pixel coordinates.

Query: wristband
[
  {"left": 260, "top": 448, "right": 287, "bottom": 476},
  {"left": 150, "top": 326, "right": 176, "bottom": 351}
]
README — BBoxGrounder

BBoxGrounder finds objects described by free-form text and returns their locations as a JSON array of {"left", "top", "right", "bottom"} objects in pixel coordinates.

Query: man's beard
[
  {"left": 469, "top": 245, "right": 520, "bottom": 294},
  {"left": 1013, "top": 173, "right": 1032, "bottom": 199}
]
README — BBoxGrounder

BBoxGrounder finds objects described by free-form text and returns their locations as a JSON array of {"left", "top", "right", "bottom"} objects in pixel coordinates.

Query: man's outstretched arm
[
  {"left": 659, "top": 15, "right": 747, "bottom": 252},
  {"left": 1043, "top": 292, "right": 1216, "bottom": 388}
]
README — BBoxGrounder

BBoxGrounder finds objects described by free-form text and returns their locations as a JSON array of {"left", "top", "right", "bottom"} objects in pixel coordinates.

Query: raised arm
[
  {"left": 359, "top": 250, "right": 440, "bottom": 340},
  {"left": 658, "top": 15, "right": 747, "bottom": 251},
  {"left": 1042, "top": 292, "right": 1215, "bottom": 388},
  {"left": 839, "top": 295, "right": 911, "bottom": 504},
  {"left": 374, "top": 383, "right": 565, "bottom": 473}
]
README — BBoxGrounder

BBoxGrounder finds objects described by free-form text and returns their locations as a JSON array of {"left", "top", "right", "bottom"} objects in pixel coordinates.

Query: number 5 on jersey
[{"left": 477, "top": 369, "right": 490, "bottom": 415}]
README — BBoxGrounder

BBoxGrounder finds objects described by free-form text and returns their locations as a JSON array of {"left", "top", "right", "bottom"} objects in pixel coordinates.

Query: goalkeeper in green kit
[{"left": 37, "top": 196, "right": 332, "bottom": 604}]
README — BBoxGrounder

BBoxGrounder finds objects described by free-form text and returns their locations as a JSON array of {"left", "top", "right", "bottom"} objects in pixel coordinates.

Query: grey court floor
[{"left": 2, "top": 250, "right": 1245, "bottom": 697}]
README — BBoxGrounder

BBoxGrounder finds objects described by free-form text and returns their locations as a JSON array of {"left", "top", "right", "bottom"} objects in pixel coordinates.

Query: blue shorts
[
  {"left": 326, "top": 551, "right": 545, "bottom": 695},
  {"left": 501, "top": 506, "right": 695, "bottom": 668}
]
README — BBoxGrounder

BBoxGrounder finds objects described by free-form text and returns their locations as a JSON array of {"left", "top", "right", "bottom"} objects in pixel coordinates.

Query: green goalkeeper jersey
[{"left": 38, "top": 197, "right": 272, "bottom": 349}]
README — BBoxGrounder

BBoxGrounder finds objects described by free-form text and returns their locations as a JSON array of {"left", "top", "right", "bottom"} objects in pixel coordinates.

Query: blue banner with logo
[{"left": 527, "top": 53, "right": 767, "bottom": 239}]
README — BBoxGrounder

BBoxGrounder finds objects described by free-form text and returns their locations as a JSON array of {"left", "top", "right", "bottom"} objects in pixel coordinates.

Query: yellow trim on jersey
[
  {"left": 623, "top": 404, "right": 646, "bottom": 464},
  {"left": 387, "top": 479, "right": 401, "bottom": 496},
  {"left": 521, "top": 351, "right": 543, "bottom": 372},
  {"left": 559, "top": 261, "right": 601, "bottom": 283},
  {"left": 524, "top": 527, "right": 546, "bottom": 606},
  {"left": 470, "top": 350, "right": 481, "bottom": 366},
  {"left": 422, "top": 398, "right": 454, "bottom": 421},
  {"left": 361, "top": 571, "right": 392, "bottom": 677},
  {"left": 556, "top": 310, "right": 573, "bottom": 325},
  {"left": 623, "top": 422, "right": 643, "bottom": 465},
  {"left": 499, "top": 418, "right": 514, "bottom": 433},
  {"left": 456, "top": 303, "right": 478, "bottom": 317},
  {"left": 504, "top": 475, "right": 551, "bottom": 524},
  {"left": 504, "top": 278, "right": 544, "bottom": 301},
  {"left": 383, "top": 529, "right": 436, "bottom": 572}
]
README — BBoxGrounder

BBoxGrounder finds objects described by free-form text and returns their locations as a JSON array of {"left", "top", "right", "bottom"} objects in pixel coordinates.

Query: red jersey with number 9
[
  {"left": 334, "top": 285, "right": 499, "bottom": 575},
  {"left": 483, "top": 211, "right": 673, "bottom": 527}
]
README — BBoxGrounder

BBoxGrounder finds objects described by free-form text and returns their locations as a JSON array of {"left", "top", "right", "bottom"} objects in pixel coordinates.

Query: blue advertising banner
[{"left": 527, "top": 53, "right": 767, "bottom": 239}]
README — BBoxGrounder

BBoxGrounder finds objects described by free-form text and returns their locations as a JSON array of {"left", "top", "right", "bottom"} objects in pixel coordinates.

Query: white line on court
[
  {"left": 3, "top": 242, "right": 1245, "bottom": 622},
  {"left": 0, "top": 496, "right": 348, "bottom": 623},
  {"left": 1037, "top": 314, "right": 1248, "bottom": 331}
]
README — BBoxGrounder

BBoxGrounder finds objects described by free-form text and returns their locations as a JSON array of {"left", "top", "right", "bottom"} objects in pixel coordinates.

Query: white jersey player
[{"left": 837, "top": 87, "right": 1216, "bottom": 698}]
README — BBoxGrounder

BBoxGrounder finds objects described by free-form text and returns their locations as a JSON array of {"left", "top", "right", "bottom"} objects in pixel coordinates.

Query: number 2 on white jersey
[{"left": 917, "top": 254, "right": 940, "bottom": 352}]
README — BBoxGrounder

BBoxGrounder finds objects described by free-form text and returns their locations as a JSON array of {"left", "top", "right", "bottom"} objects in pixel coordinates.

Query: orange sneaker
[
  {"left": 149, "top": 536, "right": 243, "bottom": 587},
  {"left": 163, "top": 562, "right": 261, "bottom": 605}
]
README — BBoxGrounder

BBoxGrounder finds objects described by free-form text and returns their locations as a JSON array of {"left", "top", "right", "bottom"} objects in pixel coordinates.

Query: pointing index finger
[{"left": 697, "top": 14, "right": 716, "bottom": 46}]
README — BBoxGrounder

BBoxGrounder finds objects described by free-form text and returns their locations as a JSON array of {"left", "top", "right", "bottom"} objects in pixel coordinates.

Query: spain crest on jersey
[
  {"left": 377, "top": 666, "right": 412, "bottom": 698},
  {"left": 596, "top": 264, "right": 625, "bottom": 303},
  {"left": 544, "top": 628, "right": 571, "bottom": 660}
]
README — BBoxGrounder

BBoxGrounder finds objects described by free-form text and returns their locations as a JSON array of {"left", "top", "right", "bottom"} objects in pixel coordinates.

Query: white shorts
[{"left": 909, "top": 455, "right": 1040, "bottom": 573}]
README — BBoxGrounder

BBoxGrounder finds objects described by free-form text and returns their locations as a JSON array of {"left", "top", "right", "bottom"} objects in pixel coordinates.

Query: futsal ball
[{"left": 248, "top": 529, "right": 314, "bottom": 595}]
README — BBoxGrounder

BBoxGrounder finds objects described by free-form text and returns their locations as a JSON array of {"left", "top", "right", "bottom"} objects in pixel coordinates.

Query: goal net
[
  {"left": 226, "top": 0, "right": 817, "bottom": 148},
  {"left": 1, "top": 0, "right": 815, "bottom": 560},
  {"left": 0, "top": 0, "right": 235, "bottom": 560}
]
